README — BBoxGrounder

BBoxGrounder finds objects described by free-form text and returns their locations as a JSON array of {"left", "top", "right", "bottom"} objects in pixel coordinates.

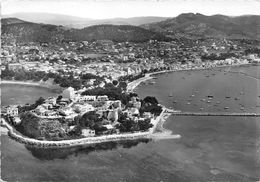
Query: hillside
[
  {"left": 1, "top": 18, "right": 171, "bottom": 43},
  {"left": 3, "top": 13, "right": 169, "bottom": 28},
  {"left": 142, "top": 13, "right": 260, "bottom": 39}
]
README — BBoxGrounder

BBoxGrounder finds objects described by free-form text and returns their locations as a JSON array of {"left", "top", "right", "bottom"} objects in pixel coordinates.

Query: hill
[
  {"left": 3, "top": 13, "right": 169, "bottom": 28},
  {"left": 142, "top": 13, "right": 260, "bottom": 39},
  {"left": 1, "top": 18, "right": 171, "bottom": 43}
]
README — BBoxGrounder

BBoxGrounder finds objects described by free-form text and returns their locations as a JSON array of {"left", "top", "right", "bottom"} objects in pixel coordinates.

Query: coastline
[
  {"left": 2, "top": 63, "right": 252, "bottom": 148},
  {"left": 1, "top": 107, "right": 180, "bottom": 148},
  {"left": 126, "top": 63, "right": 252, "bottom": 92}
]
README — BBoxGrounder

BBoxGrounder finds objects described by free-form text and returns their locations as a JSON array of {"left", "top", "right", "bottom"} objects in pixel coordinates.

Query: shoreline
[
  {"left": 1, "top": 107, "right": 180, "bottom": 148},
  {"left": 1, "top": 80, "right": 62, "bottom": 92},
  {"left": 126, "top": 63, "right": 252, "bottom": 92}
]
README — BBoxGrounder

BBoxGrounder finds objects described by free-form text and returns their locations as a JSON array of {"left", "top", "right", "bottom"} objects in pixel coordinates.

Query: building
[
  {"left": 97, "top": 95, "right": 109, "bottom": 102},
  {"left": 78, "top": 95, "right": 96, "bottom": 102},
  {"left": 6, "top": 106, "right": 19, "bottom": 116},
  {"left": 81, "top": 128, "right": 95, "bottom": 137},
  {"left": 73, "top": 103, "right": 95, "bottom": 114},
  {"left": 8, "top": 63, "right": 23, "bottom": 71},
  {"left": 107, "top": 109, "right": 119, "bottom": 122},
  {"left": 62, "top": 87, "right": 75, "bottom": 100}
]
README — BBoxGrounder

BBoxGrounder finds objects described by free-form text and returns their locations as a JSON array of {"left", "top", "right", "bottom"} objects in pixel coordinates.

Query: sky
[{"left": 2, "top": 0, "right": 260, "bottom": 19}]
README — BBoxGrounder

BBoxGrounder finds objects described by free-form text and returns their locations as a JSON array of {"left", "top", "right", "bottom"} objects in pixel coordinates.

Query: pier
[{"left": 166, "top": 111, "right": 260, "bottom": 117}]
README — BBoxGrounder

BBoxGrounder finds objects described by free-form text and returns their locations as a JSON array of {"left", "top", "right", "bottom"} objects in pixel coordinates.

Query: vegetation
[
  {"left": 201, "top": 52, "right": 239, "bottom": 61},
  {"left": 17, "top": 112, "right": 67, "bottom": 140},
  {"left": 18, "top": 97, "right": 45, "bottom": 113},
  {"left": 1, "top": 68, "right": 104, "bottom": 90},
  {"left": 116, "top": 112, "right": 153, "bottom": 133}
]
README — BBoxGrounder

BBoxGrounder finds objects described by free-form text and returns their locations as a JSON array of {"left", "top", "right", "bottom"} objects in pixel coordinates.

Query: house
[
  {"left": 81, "top": 128, "right": 95, "bottom": 137},
  {"left": 6, "top": 106, "right": 19, "bottom": 116}
]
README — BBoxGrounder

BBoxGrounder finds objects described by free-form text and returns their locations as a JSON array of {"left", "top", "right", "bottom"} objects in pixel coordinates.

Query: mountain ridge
[
  {"left": 3, "top": 12, "right": 170, "bottom": 28},
  {"left": 141, "top": 13, "right": 260, "bottom": 39},
  {"left": 1, "top": 18, "right": 171, "bottom": 43}
]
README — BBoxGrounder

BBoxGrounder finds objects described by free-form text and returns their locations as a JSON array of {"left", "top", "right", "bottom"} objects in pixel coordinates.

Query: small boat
[
  {"left": 201, "top": 99, "right": 206, "bottom": 102},
  {"left": 225, "top": 96, "right": 231, "bottom": 99},
  {"left": 207, "top": 95, "right": 214, "bottom": 98},
  {"left": 187, "top": 102, "right": 191, "bottom": 105},
  {"left": 173, "top": 100, "right": 178, "bottom": 103},
  {"left": 207, "top": 100, "right": 211, "bottom": 103},
  {"left": 224, "top": 107, "right": 229, "bottom": 110},
  {"left": 191, "top": 94, "right": 195, "bottom": 97},
  {"left": 240, "top": 107, "right": 245, "bottom": 110}
]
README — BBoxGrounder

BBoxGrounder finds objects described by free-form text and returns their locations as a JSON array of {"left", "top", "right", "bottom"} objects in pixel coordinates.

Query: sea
[{"left": 1, "top": 65, "right": 260, "bottom": 182}]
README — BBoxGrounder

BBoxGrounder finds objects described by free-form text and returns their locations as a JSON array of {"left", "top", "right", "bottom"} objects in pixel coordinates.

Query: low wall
[
  {"left": 8, "top": 129, "right": 150, "bottom": 148},
  {"left": 2, "top": 119, "right": 151, "bottom": 148}
]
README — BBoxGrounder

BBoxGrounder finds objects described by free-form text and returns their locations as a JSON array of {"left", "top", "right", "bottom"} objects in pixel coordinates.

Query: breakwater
[{"left": 169, "top": 111, "right": 260, "bottom": 117}]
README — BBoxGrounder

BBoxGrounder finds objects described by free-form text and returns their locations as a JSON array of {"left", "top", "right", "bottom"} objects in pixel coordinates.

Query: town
[{"left": 1, "top": 29, "right": 260, "bottom": 142}]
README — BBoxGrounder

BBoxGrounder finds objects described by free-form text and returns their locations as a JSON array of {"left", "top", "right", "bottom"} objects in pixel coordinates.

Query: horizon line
[{"left": 2, "top": 11, "right": 259, "bottom": 20}]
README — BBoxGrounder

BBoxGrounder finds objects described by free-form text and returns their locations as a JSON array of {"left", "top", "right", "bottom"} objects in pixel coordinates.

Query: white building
[
  {"left": 82, "top": 128, "right": 95, "bottom": 137},
  {"left": 97, "top": 95, "right": 109, "bottom": 102},
  {"left": 78, "top": 95, "right": 96, "bottom": 102},
  {"left": 62, "top": 87, "right": 75, "bottom": 100},
  {"left": 6, "top": 106, "right": 19, "bottom": 116}
]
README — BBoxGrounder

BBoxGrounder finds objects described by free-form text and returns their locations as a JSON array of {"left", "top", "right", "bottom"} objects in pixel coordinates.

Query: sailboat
[
  {"left": 169, "top": 89, "right": 173, "bottom": 97},
  {"left": 225, "top": 87, "right": 231, "bottom": 98}
]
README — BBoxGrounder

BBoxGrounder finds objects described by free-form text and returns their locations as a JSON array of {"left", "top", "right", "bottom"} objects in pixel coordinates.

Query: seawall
[{"left": 2, "top": 118, "right": 152, "bottom": 148}]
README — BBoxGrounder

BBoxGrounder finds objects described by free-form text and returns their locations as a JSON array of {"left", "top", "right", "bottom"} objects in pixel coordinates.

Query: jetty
[{"left": 166, "top": 111, "right": 260, "bottom": 117}]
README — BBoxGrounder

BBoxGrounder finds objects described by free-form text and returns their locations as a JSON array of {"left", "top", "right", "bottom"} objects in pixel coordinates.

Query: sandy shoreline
[{"left": 1, "top": 80, "right": 62, "bottom": 91}]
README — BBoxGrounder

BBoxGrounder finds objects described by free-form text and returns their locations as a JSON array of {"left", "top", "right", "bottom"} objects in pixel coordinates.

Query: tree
[
  {"left": 138, "top": 119, "right": 153, "bottom": 131},
  {"left": 143, "top": 96, "right": 158, "bottom": 106},
  {"left": 79, "top": 111, "right": 100, "bottom": 129},
  {"left": 18, "top": 112, "right": 41, "bottom": 138},
  {"left": 35, "top": 97, "right": 45, "bottom": 105},
  {"left": 118, "top": 81, "right": 127, "bottom": 90},
  {"left": 112, "top": 80, "right": 118, "bottom": 86}
]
